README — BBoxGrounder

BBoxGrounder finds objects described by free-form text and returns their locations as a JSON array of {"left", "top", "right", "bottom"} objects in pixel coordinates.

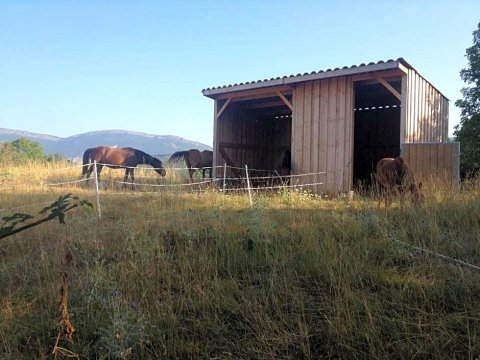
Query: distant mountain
[{"left": 0, "top": 128, "right": 212, "bottom": 161}]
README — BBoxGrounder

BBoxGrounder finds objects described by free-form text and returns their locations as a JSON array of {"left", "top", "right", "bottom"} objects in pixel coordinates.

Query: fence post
[
  {"left": 93, "top": 160, "right": 101, "bottom": 218},
  {"left": 245, "top": 164, "right": 253, "bottom": 207},
  {"left": 222, "top": 162, "right": 227, "bottom": 193}
]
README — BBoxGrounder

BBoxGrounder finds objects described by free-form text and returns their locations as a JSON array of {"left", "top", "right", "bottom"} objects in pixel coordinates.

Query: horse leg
[
  {"left": 85, "top": 165, "right": 93, "bottom": 185},
  {"left": 376, "top": 184, "right": 385, "bottom": 209},
  {"left": 202, "top": 168, "right": 206, "bottom": 181},
  {"left": 123, "top": 169, "right": 129, "bottom": 188},
  {"left": 88, "top": 164, "right": 102, "bottom": 187},
  {"left": 400, "top": 190, "right": 406, "bottom": 209},
  {"left": 384, "top": 189, "right": 391, "bottom": 210},
  {"left": 130, "top": 169, "right": 135, "bottom": 190},
  {"left": 96, "top": 165, "right": 103, "bottom": 184},
  {"left": 188, "top": 168, "right": 195, "bottom": 183}
]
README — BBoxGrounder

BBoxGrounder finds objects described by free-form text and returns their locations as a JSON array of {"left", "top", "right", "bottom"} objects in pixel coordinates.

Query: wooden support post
[
  {"left": 400, "top": 74, "right": 408, "bottom": 155},
  {"left": 277, "top": 91, "right": 293, "bottom": 111},
  {"left": 216, "top": 97, "right": 232, "bottom": 120}
]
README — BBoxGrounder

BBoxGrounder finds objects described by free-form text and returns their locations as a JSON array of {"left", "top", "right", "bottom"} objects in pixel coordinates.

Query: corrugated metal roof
[{"left": 202, "top": 58, "right": 413, "bottom": 98}]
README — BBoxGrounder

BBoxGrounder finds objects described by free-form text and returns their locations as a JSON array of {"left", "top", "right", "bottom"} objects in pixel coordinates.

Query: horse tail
[
  {"left": 82, "top": 148, "right": 91, "bottom": 175},
  {"left": 168, "top": 151, "right": 188, "bottom": 164}
]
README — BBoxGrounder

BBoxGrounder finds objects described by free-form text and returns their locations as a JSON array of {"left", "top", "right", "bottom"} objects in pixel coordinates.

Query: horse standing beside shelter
[
  {"left": 375, "top": 156, "right": 423, "bottom": 209},
  {"left": 168, "top": 149, "right": 213, "bottom": 181},
  {"left": 82, "top": 146, "right": 166, "bottom": 187}
]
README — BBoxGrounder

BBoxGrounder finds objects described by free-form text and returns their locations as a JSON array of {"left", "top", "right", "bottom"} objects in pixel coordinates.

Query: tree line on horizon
[{"left": 0, "top": 137, "right": 66, "bottom": 163}]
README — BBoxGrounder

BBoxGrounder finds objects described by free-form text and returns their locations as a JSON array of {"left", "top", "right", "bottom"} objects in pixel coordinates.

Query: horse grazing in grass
[
  {"left": 168, "top": 149, "right": 213, "bottom": 181},
  {"left": 82, "top": 146, "right": 166, "bottom": 185},
  {"left": 375, "top": 156, "right": 423, "bottom": 209}
]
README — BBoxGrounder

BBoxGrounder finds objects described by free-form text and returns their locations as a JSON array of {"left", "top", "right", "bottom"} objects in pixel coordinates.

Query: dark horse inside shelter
[
  {"left": 82, "top": 146, "right": 166, "bottom": 185},
  {"left": 168, "top": 149, "right": 213, "bottom": 181}
]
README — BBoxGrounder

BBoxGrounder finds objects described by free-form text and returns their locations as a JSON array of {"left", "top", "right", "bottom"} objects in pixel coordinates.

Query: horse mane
[
  {"left": 82, "top": 148, "right": 93, "bottom": 175},
  {"left": 132, "top": 148, "right": 161, "bottom": 164},
  {"left": 394, "top": 156, "right": 404, "bottom": 166},
  {"left": 169, "top": 151, "right": 189, "bottom": 163}
]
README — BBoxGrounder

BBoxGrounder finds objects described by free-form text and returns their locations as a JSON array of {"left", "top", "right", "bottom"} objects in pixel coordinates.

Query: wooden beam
[
  {"left": 277, "top": 91, "right": 293, "bottom": 111},
  {"left": 216, "top": 97, "right": 231, "bottom": 120},
  {"left": 398, "top": 62, "right": 409, "bottom": 75},
  {"left": 377, "top": 77, "right": 402, "bottom": 101},
  {"left": 351, "top": 69, "right": 405, "bottom": 82},
  {"left": 213, "top": 85, "right": 293, "bottom": 100},
  {"left": 355, "top": 76, "right": 401, "bottom": 86},
  {"left": 219, "top": 141, "right": 288, "bottom": 152},
  {"left": 256, "top": 108, "right": 292, "bottom": 117},
  {"left": 241, "top": 99, "right": 287, "bottom": 110}
]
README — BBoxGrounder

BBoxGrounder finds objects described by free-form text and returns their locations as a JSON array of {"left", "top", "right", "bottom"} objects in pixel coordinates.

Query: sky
[{"left": 1, "top": 1, "right": 479, "bottom": 146}]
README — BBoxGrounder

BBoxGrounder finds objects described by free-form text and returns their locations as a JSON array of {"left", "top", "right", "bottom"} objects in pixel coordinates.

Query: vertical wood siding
[
  {"left": 405, "top": 69, "right": 449, "bottom": 143},
  {"left": 292, "top": 76, "right": 354, "bottom": 193},
  {"left": 403, "top": 142, "right": 460, "bottom": 187},
  {"left": 215, "top": 103, "right": 291, "bottom": 177},
  {"left": 213, "top": 68, "right": 449, "bottom": 193}
]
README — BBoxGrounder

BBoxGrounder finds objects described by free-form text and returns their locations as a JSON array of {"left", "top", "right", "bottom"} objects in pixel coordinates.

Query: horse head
[
  {"left": 149, "top": 157, "right": 166, "bottom": 176},
  {"left": 410, "top": 182, "right": 424, "bottom": 206}
]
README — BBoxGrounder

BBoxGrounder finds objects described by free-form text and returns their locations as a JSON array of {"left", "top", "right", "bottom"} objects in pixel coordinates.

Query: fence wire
[
  {"left": 1, "top": 163, "right": 332, "bottom": 218},
  {"left": 388, "top": 233, "right": 480, "bottom": 272}
]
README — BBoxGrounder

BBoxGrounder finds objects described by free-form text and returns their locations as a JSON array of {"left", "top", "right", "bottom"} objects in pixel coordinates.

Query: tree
[
  {"left": 46, "top": 152, "right": 68, "bottom": 163},
  {"left": 454, "top": 21, "right": 480, "bottom": 175},
  {"left": 0, "top": 137, "right": 45, "bottom": 162}
]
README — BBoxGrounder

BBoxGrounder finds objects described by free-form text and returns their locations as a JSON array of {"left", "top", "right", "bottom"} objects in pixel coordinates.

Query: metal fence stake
[
  {"left": 245, "top": 164, "right": 253, "bottom": 206},
  {"left": 93, "top": 160, "right": 101, "bottom": 218}
]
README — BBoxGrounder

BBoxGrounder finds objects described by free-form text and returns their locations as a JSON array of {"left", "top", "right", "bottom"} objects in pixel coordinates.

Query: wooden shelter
[{"left": 202, "top": 58, "right": 459, "bottom": 192}]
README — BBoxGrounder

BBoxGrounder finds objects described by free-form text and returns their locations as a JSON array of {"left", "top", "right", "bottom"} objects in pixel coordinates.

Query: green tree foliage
[
  {"left": 454, "top": 21, "right": 480, "bottom": 173},
  {"left": 0, "top": 137, "right": 45, "bottom": 163},
  {"left": 46, "top": 152, "right": 68, "bottom": 163}
]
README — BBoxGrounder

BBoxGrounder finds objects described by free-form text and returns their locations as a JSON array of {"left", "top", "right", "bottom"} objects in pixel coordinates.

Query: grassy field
[{"left": 1, "top": 161, "right": 480, "bottom": 359}]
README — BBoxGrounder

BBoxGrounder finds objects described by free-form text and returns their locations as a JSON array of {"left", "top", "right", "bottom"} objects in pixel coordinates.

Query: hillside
[{"left": 0, "top": 128, "right": 212, "bottom": 160}]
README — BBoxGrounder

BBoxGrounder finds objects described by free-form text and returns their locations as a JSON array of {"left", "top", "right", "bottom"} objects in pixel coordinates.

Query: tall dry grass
[{"left": 1, "top": 161, "right": 480, "bottom": 359}]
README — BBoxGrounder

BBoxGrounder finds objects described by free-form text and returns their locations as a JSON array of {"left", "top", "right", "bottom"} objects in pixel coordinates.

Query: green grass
[{"left": 1, "top": 162, "right": 480, "bottom": 359}]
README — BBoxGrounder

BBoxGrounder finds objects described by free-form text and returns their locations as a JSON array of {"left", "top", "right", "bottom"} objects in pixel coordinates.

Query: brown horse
[
  {"left": 82, "top": 146, "right": 166, "bottom": 185},
  {"left": 375, "top": 156, "right": 423, "bottom": 209},
  {"left": 168, "top": 149, "right": 213, "bottom": 181}
]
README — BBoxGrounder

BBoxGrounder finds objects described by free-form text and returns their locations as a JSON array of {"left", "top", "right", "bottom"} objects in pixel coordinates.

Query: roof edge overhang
[{"left": 202, "top": 58, "right": 411, "bottom": 99}]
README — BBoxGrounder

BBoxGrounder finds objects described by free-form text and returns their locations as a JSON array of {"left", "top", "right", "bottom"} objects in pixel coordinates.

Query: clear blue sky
[{"left": 1, "top": 1, "right": 479, "bottom": 146}]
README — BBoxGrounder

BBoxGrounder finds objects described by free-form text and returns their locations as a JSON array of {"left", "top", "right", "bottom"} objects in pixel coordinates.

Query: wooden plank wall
[
  {"left": 214, "top": 103, "right": 240, "bottom": 177},
  {"left": 292, "top": 76, "right": 354, "bottom": 193},
  {"left": 402, "top": 142, "right": 460, "bottom": 187},
  {"left": 215, "top": 103, "right": 291, "bottom": 177},
  {"left": 405, "top": 69, "right": 449, "bottom": 143}
]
